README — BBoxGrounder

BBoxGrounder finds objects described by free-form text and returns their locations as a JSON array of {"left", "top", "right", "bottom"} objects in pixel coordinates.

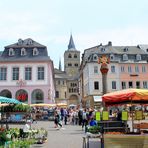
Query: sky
[{"left": 0, "top": 0, "right": 148, "bottom": 69}]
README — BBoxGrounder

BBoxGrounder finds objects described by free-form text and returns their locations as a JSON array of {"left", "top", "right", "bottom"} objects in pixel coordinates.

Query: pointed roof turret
[
  {"left": 59, "top": 58, "right": 62, "bottom": 71},
  {"left": 68, "top": 34, "right": 76, "bottom": 50}
]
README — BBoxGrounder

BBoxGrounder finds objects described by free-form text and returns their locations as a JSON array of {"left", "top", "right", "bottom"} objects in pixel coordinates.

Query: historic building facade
[
  {"left": 54, "top": 68, "right": 68, "bottom": 104},
  {"left": 54, "top": 35, "right": 80, "bottom": 106},
  {"left": 79, "top": 41, "right": 148, "bottom": 108},
  {"left": 0, "top": 38, "right": 55, "bottom": 104}
]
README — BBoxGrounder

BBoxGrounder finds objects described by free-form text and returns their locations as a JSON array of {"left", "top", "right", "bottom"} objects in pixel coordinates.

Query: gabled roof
[{"left": 54, "top": 68, "right": 68, "bottom": 79}]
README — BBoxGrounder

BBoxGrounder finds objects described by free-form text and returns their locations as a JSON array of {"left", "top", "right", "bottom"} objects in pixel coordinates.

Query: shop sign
[{"left": 17, "top": 94, "right": 28, "bottom": 102}]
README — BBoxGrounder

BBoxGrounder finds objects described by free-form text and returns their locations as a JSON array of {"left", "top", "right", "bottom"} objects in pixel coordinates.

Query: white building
[{"left": 80, "top": 41, "right": 148, "bottom": 108}]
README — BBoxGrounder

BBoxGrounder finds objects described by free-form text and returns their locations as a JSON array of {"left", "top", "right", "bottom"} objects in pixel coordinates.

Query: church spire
[
  {"left": 59, "top": 58, "right": 62, "bottom": 71},
  {"left": 68, "top": 34, "right": 76, "bottom": 50}
]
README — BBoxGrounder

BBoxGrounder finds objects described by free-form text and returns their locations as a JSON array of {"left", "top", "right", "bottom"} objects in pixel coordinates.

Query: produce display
[
  {"left": 87, "top": 126, "right": 100, "bottom": 134},
  {"left": 0, "top": 104, "right": 48, "bottom": 147},
  {"left": 1, "top": 104, "right": 31, "bottom": 112},
  {"left": 0, "top": 127, "right": 48, "bottom": 147}
]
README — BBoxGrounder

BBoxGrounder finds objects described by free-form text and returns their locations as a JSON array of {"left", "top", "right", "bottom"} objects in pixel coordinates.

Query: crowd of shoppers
[{"left": 52, "top": 107, "right": 96, "bottom": 131}]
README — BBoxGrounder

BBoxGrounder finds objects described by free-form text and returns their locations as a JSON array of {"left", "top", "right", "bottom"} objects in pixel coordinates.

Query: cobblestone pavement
[{"left": 10, "top": 121, "right": 101, "bottom": 148}]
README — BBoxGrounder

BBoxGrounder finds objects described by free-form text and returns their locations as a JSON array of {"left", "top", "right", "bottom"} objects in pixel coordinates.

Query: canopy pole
[{"left": 131, "top": 97, "right": 134, "bottom": 132}]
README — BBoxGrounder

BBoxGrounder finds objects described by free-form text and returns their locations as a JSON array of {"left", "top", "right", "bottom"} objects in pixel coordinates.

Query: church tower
[
  {"left": 64, "top": 34, "right": 80, "bottom": 106},
  {"left": 64, "top": 34, "right": 80, "bottom": 77}
]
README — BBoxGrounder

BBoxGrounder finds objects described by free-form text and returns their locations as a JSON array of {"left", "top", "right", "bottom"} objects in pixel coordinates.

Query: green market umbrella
[{"left": 0, "top": 96, "right": 21, "bottom": 104}]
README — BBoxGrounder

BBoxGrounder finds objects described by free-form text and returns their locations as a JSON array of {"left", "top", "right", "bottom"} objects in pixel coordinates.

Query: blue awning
[
  {"left": 93, "top": 96, "right": 102, "bottom": 102},
  {"left": 0, "top": 96, "right": 21, "bottom": 104}
]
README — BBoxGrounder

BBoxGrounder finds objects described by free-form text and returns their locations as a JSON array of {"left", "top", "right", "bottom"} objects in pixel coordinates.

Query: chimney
[{"left": 108, "top": 41, "right": 112, "bottom": 46}]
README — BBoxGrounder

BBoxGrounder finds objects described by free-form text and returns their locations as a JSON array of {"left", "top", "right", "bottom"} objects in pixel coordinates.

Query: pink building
[{"left": 0, "top": 38, "right": 55, "bottom": 104}]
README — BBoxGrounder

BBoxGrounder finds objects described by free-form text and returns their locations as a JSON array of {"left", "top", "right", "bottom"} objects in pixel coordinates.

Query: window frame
[
  {"left": 94, "top": 81, "right": 99, "bottom": 90},
  {"left": 37, "top": 66, "right": 44, "bottom": 80},
  {"left": 25, "top": 67, "right": 32, "bottom": 80},
  {"left": 0, "top": 67, "right": 7, "bottom": 81},
  {"left": 111, "top": 65, "right": 115, "bottom": 73},
  {"left": 12, "top": 67, "right": 19, "bottom": 80},
  {"left": 112, "top": 81, "right": 116, "bottom": 89}
]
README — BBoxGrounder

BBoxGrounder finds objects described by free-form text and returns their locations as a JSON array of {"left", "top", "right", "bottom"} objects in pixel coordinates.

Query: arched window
[
  {"left": 75, "top": 63, "right": 78, "bottom": 67},
  {"left": 136, "top": 54, "right": 141, "bottom": 61},
  {"left": 124, "top": 47, "right": 128, "bottom": 52},
  {"left": 16, "top": 89, "right": 28, "bottom": 103},
  {"left": 74, "top": 54, "right": 77, "bottom": 58},
  {"left": 123, "top": 54, "right": 128, "bottom": 61},
  {"left": 31, "top": 89, "right": 44, "bottom": 104},
  {"left": 18, "top": 39, "right": 23, "bottom": 45},
  {"left": 93, "top": 54, "right": 98, "bottom": 61},
  {"left": 27, "top": 39, "right": 33, "bottom": 45},
  {"left": 9, "top": 48, "right": 15, "bottom": 56},
  {"left": 68, "top": 63, "right": 72, "bottom": 66},
  {"left": 110, "top": 54, "right": 114, "bottom": 61},
  {"left": 101, "top": 48, "right": 105, "bottom": 52},
  {"left": 68, "top": 54, "right": 72, "bottom": 58},
  {"left": 33, "top": 48, "right": 39, "bottom": 56},
  {"left": 21, "top": 48, "right": 26, "bottom": 56},
  {"left": 0, "top": 89, "right": 12, "bottom": 98}
]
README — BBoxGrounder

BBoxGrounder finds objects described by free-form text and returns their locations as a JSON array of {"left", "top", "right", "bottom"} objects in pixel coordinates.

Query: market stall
[
  {"left": 102, "top": 88, "right": 148, "bottom": 148},
  {"left": 102, "top": 88, "right": 148, "bottom": 106},
  {"left": 0, "top": 97, "right": 48, "bottom": 147}
]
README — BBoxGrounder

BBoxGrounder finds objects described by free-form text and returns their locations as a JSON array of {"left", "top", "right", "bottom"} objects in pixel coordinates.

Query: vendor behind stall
[{"left": 116, "top": 109, "right": 122, "bottom": 121}]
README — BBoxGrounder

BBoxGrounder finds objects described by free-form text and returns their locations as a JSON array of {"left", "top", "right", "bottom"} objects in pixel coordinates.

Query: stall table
[{"left": 104, "top": 134, "right": 148, "bottom": 148}]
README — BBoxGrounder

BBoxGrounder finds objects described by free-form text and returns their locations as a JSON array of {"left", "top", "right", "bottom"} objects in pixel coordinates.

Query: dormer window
[
  {"left": 123, "top": 54, "right": 128, "bottom": 61},
  {"left": 101, "top": 48, "right": 105, "bottom": 52},
  {"left": 27, "top": 39, "right": 33, "bottom": 45},
  {"left": 93, "top": 54, "right": 98, "bottom": 61},
  {"left": 9, "top": 48, "right": 15, "bottom": 56},
  {"left": 33, "top": 48, "right": 39, "bottom": 56},
  {"left": 110, "top": 54, "right": 114, "bottom": 61},
  {"left": 124, "top": 47, "right": 128, "bottom": 52},
  {"left": 21, "top": 48, "right": 26, "bottom": 56},
  {"left": 18, "top": 39, "right": 23, "bottom": 45},
  {"left": 136, "top": 54, "right": 141, "bottom": 61}
]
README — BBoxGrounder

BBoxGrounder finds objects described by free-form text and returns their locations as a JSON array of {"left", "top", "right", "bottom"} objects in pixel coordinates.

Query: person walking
[
  {"left": 82, "top": 109, "right": 88, "bottom": 132},
  {"left": 54, "top": 111, "right": 62, "bottom": 129}
]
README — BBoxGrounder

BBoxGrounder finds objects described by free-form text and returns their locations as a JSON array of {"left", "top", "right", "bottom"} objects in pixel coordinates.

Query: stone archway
[
  {"left": 68, "top": 95, "right": 79, "bottom": 106},
  {"left": 15, "top": 89, "right": 28, "bottom": 103},
  {"left": 0, "top": 89, "right": 12, "bottom": 98},
  {"left": 31, "top": 89, "right": 44, "bottom": 104}
]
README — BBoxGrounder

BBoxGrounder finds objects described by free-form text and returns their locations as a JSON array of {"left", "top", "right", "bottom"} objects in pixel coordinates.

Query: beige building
[
  {"left": 54, "top": 68, "right": 67, "bottom": 104},
  {"left": 54, "top": 35, "right": 80, "bottom": 106}
]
